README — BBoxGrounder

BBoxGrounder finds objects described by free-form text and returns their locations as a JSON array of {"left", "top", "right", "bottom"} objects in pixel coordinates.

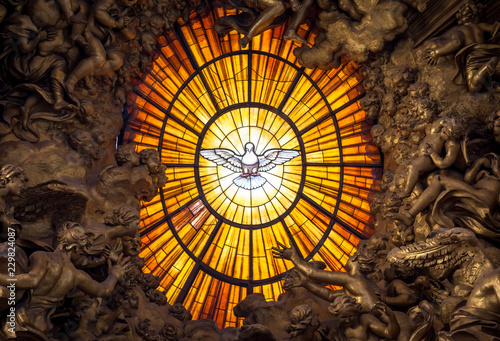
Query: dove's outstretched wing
[
  {"left": 200, "top": 149, "right": 243, "bottom": 172},
  {"left": 258, "top": 149, "right": 300, "bottom": 172}
]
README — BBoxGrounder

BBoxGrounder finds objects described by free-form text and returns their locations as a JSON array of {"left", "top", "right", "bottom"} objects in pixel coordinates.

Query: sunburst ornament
[{"left": 123, "top": 3, "right": 381, "bottom": 329}]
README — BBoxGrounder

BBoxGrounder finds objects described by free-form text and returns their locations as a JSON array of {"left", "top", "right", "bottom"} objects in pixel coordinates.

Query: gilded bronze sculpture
[{"left": 0, "top": 0, "right": 499, "bottom": 339}]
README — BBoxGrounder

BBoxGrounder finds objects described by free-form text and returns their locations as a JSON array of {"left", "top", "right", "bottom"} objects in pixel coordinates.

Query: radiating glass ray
[
  {"left": 253, "top": 223, "right": 296, "bottom": 280},
  {"left": 182, "top": 271, "right": 246, "bottom": 328},
  {"left": 139, "top": 197, "right": 164, "bottom": 230},
  {"left": 200, "top": 224, "right": 251, "bottom": 280},
  {"left": 163, "top": 168, "right": 199, "bottom": 214},
  {"left": 125, "top": 3, "right": 382, "bottom": 329}
]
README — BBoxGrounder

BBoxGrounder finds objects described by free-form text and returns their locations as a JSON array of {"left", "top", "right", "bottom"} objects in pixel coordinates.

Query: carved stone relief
[{"left": 0, "top": 0, "right": 499, "bottom": 340}]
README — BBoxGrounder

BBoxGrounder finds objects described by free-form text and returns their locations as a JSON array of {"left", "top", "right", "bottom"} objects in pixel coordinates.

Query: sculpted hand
[
  {"left": 38, "top": 30, "right": 47, "bottom": 41},
  {"left": 425, "top": 49, "right": 439, "bottom": 65},
  {"left": 284, "top": 269, "right": 307, "bottom": 289},
  {"left": 108, "top": 255, "right": 133, "bottom": 278},
  {"left": 117, "top": 17, "right": 132, "bottom": 29},
  {"left": 271, "top": 241, "right": 298, "bottom": 260},
  {"left": 104, "top": 242, "right": 121, "bottom": 263},
  {"left": 422, "top": 142, "right": 434, "bottom": 156},
  {"left": 371, "top": 302, "right": 391, "bottom": 322}
]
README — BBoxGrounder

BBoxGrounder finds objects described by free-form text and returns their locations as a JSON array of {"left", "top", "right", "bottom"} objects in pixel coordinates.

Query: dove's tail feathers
[{"left": 233, "top": 175, "right": 267, "bottom": 190}]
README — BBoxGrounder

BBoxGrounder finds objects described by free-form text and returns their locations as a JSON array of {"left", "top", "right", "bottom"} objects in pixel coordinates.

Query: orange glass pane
[{"left": 126, "top": 4, "right": 381, "bottom": 329}]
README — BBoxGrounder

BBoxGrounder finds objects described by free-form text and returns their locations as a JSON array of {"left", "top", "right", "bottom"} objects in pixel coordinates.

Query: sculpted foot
[
  {"left": 283, "top": 30, "right": 307, "bottom": 44},
  {"left": 239, "top": 36, "right": 250, "bottom": 47},
  {"left": 54, "top": 100, "right": 77, "bottom": 112}
]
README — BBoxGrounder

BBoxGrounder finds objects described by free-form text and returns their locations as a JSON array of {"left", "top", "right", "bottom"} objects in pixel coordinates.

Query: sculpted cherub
[
  {"left": 69, "top": 297, "right": 130, "bottom": 341},
  {"left": 216, "top": 0, "right": 314, "bottom": 47},
  {"left": 0, "top": 222, "right": 132, "bottom": 336},
  {"left": 285, "top": 304, "right": 323, "bottom": 341},
  {"left": 65, "top": 0, "right": 137, "bottom": 93},
  {"left": 487, "top": 109, "right": 500, "bottom": 145},
  {"left": 272, "top": 242, "right": 380, "bottom": 312},
  {"left": 328, "top": 295, "right": 400, "bottom": 341},
  {"left": 399, "top": 117, "right": 462, "bottom": 198},
  {"left": 389, "top": 153, "right": 500, "bottom": 239},
  {"left": 440, "top": 268, "right": 500, "bottom": 340},
  {"left": 135, "top": 148, "right": 166, "bottom": 201},
  {"left": 0, "top": 164, "right": 28, "bottom": 236},
  {"left": 66, "top": 206, "right": 139, "bottom": 268},
  {"left": 425, "top": 1, "right": 500, "bottom": 92},
  {"left": 95, "top": 146, "right": 162, "bottom": 205},
  {"left": 0, "top": 14, "right": 76, "bottom": 111}
]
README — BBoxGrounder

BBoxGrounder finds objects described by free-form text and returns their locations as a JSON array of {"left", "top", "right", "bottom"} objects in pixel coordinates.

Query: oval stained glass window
[{"left": 123, "top": 4, "right": 382, "bottom": 328}]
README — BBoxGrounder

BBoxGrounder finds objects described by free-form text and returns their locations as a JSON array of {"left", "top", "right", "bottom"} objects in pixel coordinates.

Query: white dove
[{"left": 200, "top": 142, "right": 300, "bottom": 190}]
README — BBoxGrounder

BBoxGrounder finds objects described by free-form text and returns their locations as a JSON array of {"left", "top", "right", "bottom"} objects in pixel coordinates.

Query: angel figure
[
  {"left": 0, "top": 222, "right": 132, "bottom": 337},
  {"left": 0, "top": 164, "right": 28, "bottom": 236},
  {"left": 272, "top": 241, "right": 380, "bottom": 312},
  {"left": 200, "top": 142, "right": 300, "bottom": 190},
  {"left": 214, "top": 0, "right": 314, "bottom": 47},
  {"left": 425, "top": 1, "right": 500, "bottom": 93}
]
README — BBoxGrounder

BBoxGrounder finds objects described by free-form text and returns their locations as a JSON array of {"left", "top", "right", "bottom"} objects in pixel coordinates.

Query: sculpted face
[
  {"left": 493, "top": 112, "right": 500, "bottom": 144},
  {"left": 123, "top": 235, "right": 141, "bottom": 256},
  {"left": 381, "top": 93, "right": 396, "bottom": 116},
  {"left": 418, "top": 106, "right": 434, "bottom": 123},
  {"left": 145, "top": 153, "right": 161, "bottom": 173},
  {"left": 128, "top": 151, "right": 141, "bottom": 167},
  {"left": 338, "top": 311, "right": 357, "bottom": 327}
]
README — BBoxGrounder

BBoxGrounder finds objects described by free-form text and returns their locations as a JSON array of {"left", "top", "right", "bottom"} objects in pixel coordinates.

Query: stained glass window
[{"left": 123, "top": 4, "right": 381, "bottom": 328}]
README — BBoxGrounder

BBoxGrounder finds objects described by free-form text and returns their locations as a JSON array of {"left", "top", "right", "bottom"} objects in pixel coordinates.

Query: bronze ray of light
[{"left": 124, "top": 3, "right": 381, "bottom": 329}]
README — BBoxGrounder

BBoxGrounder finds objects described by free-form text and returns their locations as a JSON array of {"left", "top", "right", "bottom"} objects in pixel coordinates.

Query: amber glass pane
[{"left": 125, "top": 2, "right": 381, "bottom": 329}]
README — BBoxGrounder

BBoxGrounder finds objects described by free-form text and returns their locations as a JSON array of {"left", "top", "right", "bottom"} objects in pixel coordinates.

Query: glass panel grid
[{"left": 125, "top": 5, "right": 381, "bottom": 329}]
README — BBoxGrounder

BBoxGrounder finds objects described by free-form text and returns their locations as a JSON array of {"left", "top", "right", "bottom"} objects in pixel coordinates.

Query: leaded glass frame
[{"left": 123, "top": 4, "right": 381, "bottom": 328}]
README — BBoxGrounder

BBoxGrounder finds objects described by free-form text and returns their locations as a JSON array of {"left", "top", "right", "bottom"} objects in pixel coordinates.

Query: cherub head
[
  {"left": 456, "top": 1, "right": 481, "bottom": 25},
  {"left": 360, "top": 92, "right": 381, "bottom": 120},
  {"left": 328, "top": 295, "right": 362, "bottom": 327},
  {"left": 392, "top": 67, "right": 417, "bottom": 96},
  {"left": 407, "top": 82, "right": 430, "bottom": 99},
  {"left": 415, "top": 97, "right": 436, "bottom": 123},
  {"left": 0, "top": 164, "right": 28, "bottom": 197},
  {"left": 440, "top": 117, "right": 462, "bottom": 140},
  {"left": 116, "top": 145, "right": 140, "bottom": 166},
  {"left": 346, "top": 248, "right": 377, "bottom": 275},
  {"left": 123, "top": 233, "right": 142, "bottom": 256},
  {"left": 124, "top": 289, "right": 140, "bottom": 309},
  {"left": 141, "top": 31, "right": 157, "bottom": 55},
  {"left": 139, "top": 148, "right": 161, "bottom": 173},
  {"left": 286, "top": 304, "right": 319, "bottom": 337},
  {"left": 72, "top": 297, "right": 101, "bottom": 322},
  {"left": 57, "top": 222, "right": 93, "bottom": 256},
  {"left": 381, "top": 92, "right": 397, "bottom": 117},
  {"left": 487, "top": 110, "right": 500, "bottom": 144}
]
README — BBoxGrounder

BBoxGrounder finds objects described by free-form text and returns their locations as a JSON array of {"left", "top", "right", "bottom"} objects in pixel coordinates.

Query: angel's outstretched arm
[{"left": 272, "top": 242, "right": 350, "bottom": 286}]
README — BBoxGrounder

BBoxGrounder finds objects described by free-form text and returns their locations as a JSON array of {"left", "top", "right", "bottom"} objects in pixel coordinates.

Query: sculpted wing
[
  {"left": 200, "top": 149, "right": 243, "bottom": 172},
  {"left": 258, "top": 149, "right": 300, "bottom": 172}
]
